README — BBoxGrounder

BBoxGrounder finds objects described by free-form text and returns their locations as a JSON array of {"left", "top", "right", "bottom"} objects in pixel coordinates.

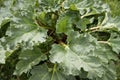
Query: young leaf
[{"left": 56, "top": 11, "right": 79, "bottom": 34}]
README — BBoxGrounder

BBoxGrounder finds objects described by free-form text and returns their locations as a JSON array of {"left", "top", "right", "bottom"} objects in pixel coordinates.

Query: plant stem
[
  {"left": 59, "top": 41, "right": 68, "bottom": 47},
  {"left": 85, "top": 26, "right": 100, "bottom": 32},
  {"left": 51, "top": 63, "right": 57, "bottom": 80},
  {"left": 98, "top": 41, "right": 109, "bottom": 44},
  {"left": 17, "top": 76, "right": 20, "bottom": 80}
]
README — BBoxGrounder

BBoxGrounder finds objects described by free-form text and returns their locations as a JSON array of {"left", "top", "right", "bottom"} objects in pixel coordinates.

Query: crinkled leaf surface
[
  {"left": 101, "top": 13, "right": 120, "bottom": 31},
  {"left": 50, "top": 43, "right": 104, "bottom": 78},
  {"left": 63, "top": 0, "right": 110, "bottom": 17},
  {"left": 50, "top": 34, "right": 117, "bottom": 79},
  {"left": 38, "top": 0, "right": 64, "bottom": 11},
  {"left": 69, "top": 34, "right": 97, "bottom": 54},
  {"left": 94, "top": 62, "right": 117, "bottom": 80},
  {"left": 109, "top": 38, "right": 120, "bottom": 54},
  {"left": 0, "top": 44, "right": 6, "bottom": 64},
  {"left": 0, "top": 0, "right": 119, "bottom": 80},
  {"left": 3, "top": 9, "right": 47, "bottom": 50},
  {"left": 108, "top": 33, "right": 120, "bottom": 54},
  {"left": 91, "top": 44, "right": 118, "bottom": 63},
  {"left": 0, "top": 0, "right": 48, "bottom": 50},
  {"left": 0, "top": 0, "right": 12, "bottom": 19},
  {"left": 56, "top": 0, "right": 110, "bottom": 34},
  {"left": 5, "top": 23, "right": 47, "bottom": 49},
  {"left": 14, "top": 47, "right": 47, "bottom": 75},
  {"left": 29, "top": 64, "right": 76, "bottom": 80}
]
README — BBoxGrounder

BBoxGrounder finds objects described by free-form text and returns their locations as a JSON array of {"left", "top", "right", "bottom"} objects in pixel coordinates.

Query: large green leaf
[
  {"left": 29, "top": 64, "right": 76, "bottom": 80},
  {"left": 14, "top": 47, "right": 47, "bottom": 75},
  {"left": 50, "top": 34, "right": 117, "bottom": 79},
  {"left": 4, "top": 24, "right": 47, "bottom": 49},
  {"left": 2, "top": 9, "right": 47, "bottom": 50},
  {"left": 0, "top": 0, "right": 48, "bottom": 50},
  {"left": 50, "top": 44, "right": 117, "bottom": 80},
  {"left": 0, "top": 0, "right": 119, "bottom": 80},
  {"left": 50, "top": 44, "right": 104, "bottom": 78}
]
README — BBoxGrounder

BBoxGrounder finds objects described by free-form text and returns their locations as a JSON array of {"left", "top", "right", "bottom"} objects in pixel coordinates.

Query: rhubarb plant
[{"left": 0, "top": 0, "right": 120, "bottom": 80}]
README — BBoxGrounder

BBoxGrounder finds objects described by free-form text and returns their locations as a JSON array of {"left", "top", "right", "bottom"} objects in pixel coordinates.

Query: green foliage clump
[{"left": 0, "top": 0, "right": 120, "bottom": 80}]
